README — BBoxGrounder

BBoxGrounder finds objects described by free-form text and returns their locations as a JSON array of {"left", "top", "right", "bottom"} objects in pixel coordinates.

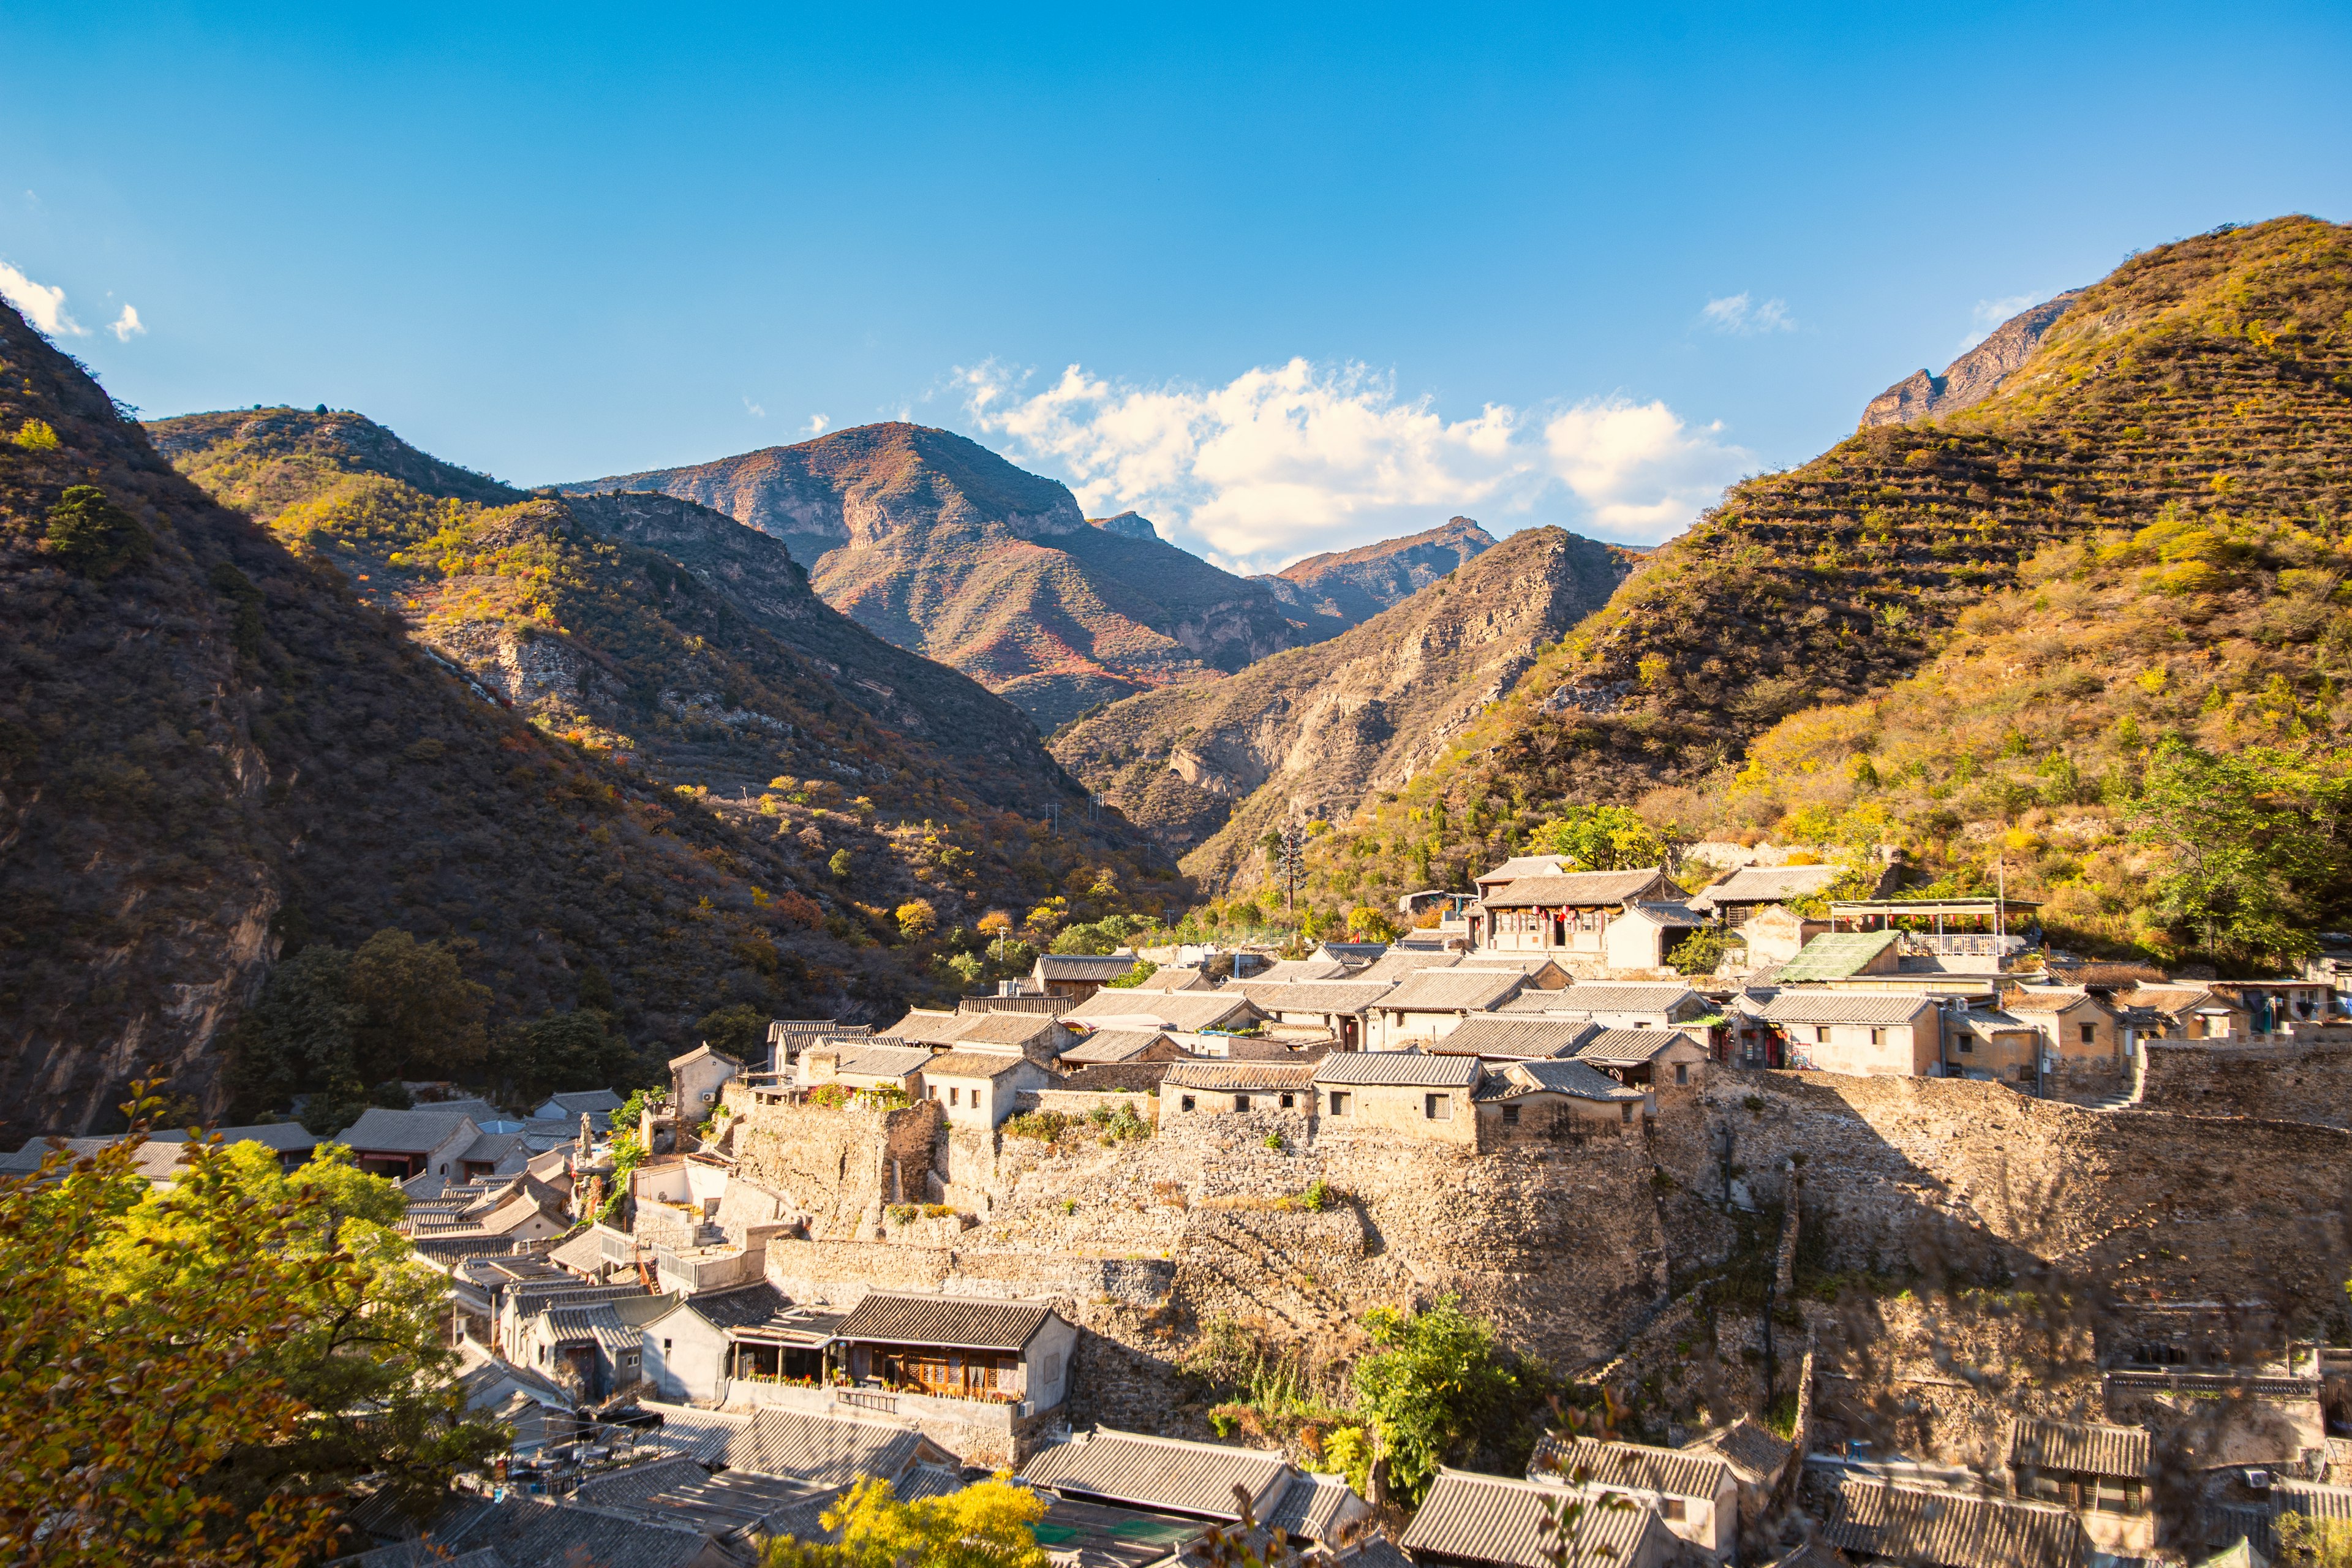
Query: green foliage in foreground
[{"left": 1353, "top": 1295, "right": 1523, "bottom": 1506}]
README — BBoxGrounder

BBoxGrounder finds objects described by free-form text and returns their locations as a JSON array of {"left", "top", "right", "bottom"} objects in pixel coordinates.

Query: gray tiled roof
[
  {"left": 1377, "top": 969, "right": 1525, "bottom": 1013},
  {"left": 149, "top": 1122, "right": 319, "bottom": 1152},
  {"left": 570, "top": 1457, "right": 828, "bottom": 1535},
  {"left": 1531, "top": 1434, "right": 1730, "bottom": 1499},
  {"left": 1019, "top": 1427, "right": 1289, "bottom": 1518},
  {"left": 1246, "top": 958, "right": 1353, "bottom": 984},
  {"left": 1163, "top": 1061, "right": 1320, "bottom": 1091},
  {"left": 1057, "top": 1030, "right": 1174, "bottom": 1065},
  {"left": 438, "top": 1494, "right": 713, "bottom": 1568},
  {"left": 948, "top": 1011, "right": 1063, "bottom": 1046},
  {"left": 544, "top": 1089, "right": 625, "bottom": 1115},
  {"left": 1477, "top": 869, "right": 1673, "bottom": 910},
  {"left": 883, "top": 1009, "right": 971, "bottom": 1043},
  {"left": 1232, "top": 981, "right": 1395, "bottom": 1015},
  {"left": 1038, "top": 954, "right": 1148, "bottom": 979},
  {"left": 2008, "top": 1417, "right": 2150, "bottom": 1479},
  {"left": 1354, "top": 950, "right": 1462, "bottom": 983},
  {"left": 1475, "top": 854, "right": 1574, "bottom": 884},
  {"left": 1424, "top": 1016, "right": 1598, "bottom": 1060},
  {"left": 2274, "top": 1479, "right": 2352, "bottom": 1523},
  {"left": 1128, "top": 966, "right": 1208, "bottom": 992},
  {"left": 1574, "top": 1029, "right": 1705, "bottom": 1066},
  {"left": 1760, "top": 992, "right": 1939, "bottom": 1026},
  {"left": 1692, "top": 863, "right": 1844, "bottom": 907},
  {"left": 1499, "top": 983, "right": 1703, "bottom": 1017},
  {"left": 1262, "top": 1473, "right": 1362, "bottom": 1540},
  {"left": 1065, "top": 990, "right": 1265, "bottom": 1031},
  {"left": 684, "top": 1281, "right": 793, "bottom": 1332},
  {"left": 1501, "top": 1059, "right": 1645, "bottom": 1102},
  {"left": 919, "top": 1050, "right": 1044, "bottom": 1082},
  {"left": 725, "top": 1405, "right": 931, "bottom": 1485},
  {"left": 836, "top": 1292, "right": 1054, "bottom": 1352},
  {"left": 1823, "top": 1479, "right": 2088, "bottom": 1568},
  {"left": 627, "top": 1401, "right": 750, "bottom": 1466},
  {"left": 2003, "top": 987, "right": 2105, "bottom": 1015},
  {"left": 1313, "top": 1051, "right": 1482, "bottom": 1088},
  {"left": 339, "top": 1107, "right": 481, "bottom": 1155},
  {"left": 349, "top": 1545, "right": 508, "bottom": 1568},
  {"left": 1683, "top": 1415, "right": 1793, "bottom": 1487},
  {"left": 1400, "top": 1469, "right": 1663, "bottom": 1567},
  {"left": 827, "top": 1044, "right": 937, "bottom": 1079}
]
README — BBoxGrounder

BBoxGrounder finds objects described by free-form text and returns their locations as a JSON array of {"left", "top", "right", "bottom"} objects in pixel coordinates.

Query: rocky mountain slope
[
  {"left": 1050, "top": 525, "right": 1632, "bottom": 886},
  {"left": 564, "top": 424, "right": 1327, "bottom": 728},
  {"left": 1278, "top": 217, "right": 2352, "bottom": 929},
  {"left": 1860, "top": 289, "right": 2084, "bottom": 427},
  {"left": 1252, "top": 515, "right": 1498, "bottom": 633}
]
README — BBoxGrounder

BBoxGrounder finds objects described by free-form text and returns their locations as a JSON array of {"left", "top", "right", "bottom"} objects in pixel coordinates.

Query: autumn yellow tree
[{"left": 760, "top": 1475, "right": 1047, "bottom": 1568}]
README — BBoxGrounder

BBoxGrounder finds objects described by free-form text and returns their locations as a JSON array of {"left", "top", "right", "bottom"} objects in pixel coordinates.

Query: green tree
[
  {"left": 695, "top": 1002, "right": 771, "bottom": 1061},
  {"left": 827, "top": 848, "right": 854, "bottom": 880},
  {"left": 760, "top": 1474, "right": 1047, "bottom": 1568},
  {"left": 224, "top": 945, "right": 360, "bottom": 1121},
  {"left": 344, "top": 929, "right": 491, "bottom": 1079},
  {"left": 41, "top": 484, "right": 153, "bottom": 578},
  {"left": 1526, "top": 805, "right": 1669, "bottom": 871},
  {"left": 1665, "top": 926, "right": 1736, "bottom": 976},
  {"left": 2127, "top": 739, "right": 2351, "bottom": 961},
  {"left": 82, "top": 1139, "right": 505, "bottom": 1525},
  {"left": 495, "top": 1009, "right": 635, "bottom": 1107},
  {"left": 1352, "top": 1295, "right": 1522, "bottom": 1506}
]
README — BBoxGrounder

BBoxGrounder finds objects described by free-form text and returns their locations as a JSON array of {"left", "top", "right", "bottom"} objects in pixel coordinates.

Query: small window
[
  {"left": 1815, "top": 1026, "right": 1831, "bottom": 1044},
  {"left": 1501, "top": 1104, "right": 1521, "bottom": 1126},
  {"left": 2079, "top": 1022, "right": 2097, "bottom": 1045},
  {"left": 949, "top": 1087, "right": 961, "bottom": 1106},
  {"left": 1674, "top": 1063, "right": 1689, "bottom": 1085},
  {"left": 1958, "top": 1038, "right": 1975, "bottom": 1054},
  {"left": 1235, "top": 1093, "right": 1253, "bottom": 1112},
  {"left": 663, "top": 1338, "right": 673, "bottom": 1352},
  {"left": 1424, "top": 1093, "right": 1451, "bottom": 1120},
  {"left": 1662, "top": 1498, "right": 1686, "bottom": 1522},
  {"left": 1279, "top": 1093, "right": 1295, "bottom": 1109},
  {"left": 1621, "top": 1103, "right": 1635, "bottom": 1124},
  {"left": 1868, "top": 1028, "right": 1885, "bottom": 1046},
  {"left": 1180, "top": 1095, "right": 1197, "bottom": 1112},
  {"left": 1329, "top": 1091, "right": 1350, "bottom": 1115}
]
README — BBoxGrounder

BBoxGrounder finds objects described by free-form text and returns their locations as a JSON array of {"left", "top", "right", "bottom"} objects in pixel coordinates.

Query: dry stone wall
[
  {"left": 728, "top": 1090, "right": 941, "bottom": 1238},
  {"left": 2137, "top": 1039, "right": 2352, "bottom": 1127}
]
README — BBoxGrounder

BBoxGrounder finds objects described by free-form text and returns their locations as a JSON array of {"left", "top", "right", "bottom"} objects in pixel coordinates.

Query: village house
[
  {"left": 883, "top": 1008, "right": 1074, "bottom": 1062},
  {"left": 2115, "top": 984, "right": 2251, "bottom": 1041},
  {"left": 143, "top": 1121, "right": 322, "bottom": 1172},
  {"left": 1500, "top": 982, "right": 1715, "bottom": 1032},
  {"left": 799, "top": 1041, "right": 934, "bottom": 1097},
  {"left": 766, "top": 1018, "right": 868, "bottom": 1076},
  {"left": 1680, "top": 1417, "right": 1796, "bottom": 1539},
  {"left": 1018, "top": 1427, "right": 1371, "bottom": 1546},
  {"left": 1031, "top": 953, "right": 1146, "bottom": 1000},
  {"left": 1473, "top": 853, "right": 1575, "bottom": 898},
  {"left": 1689, "top": 861, "right": 1852, "bottom": 926},
  {"left": 641, "top": 1282, "right": 839, "bottom": 1403},
  {"left": 724, "top": 1403, "right": 966, "bottom": 1490},
  {"left": 1314, "top": 940, "right": 1389, "bottom": 968},
  {"left": 508, "top": 1293, "right": 670, "bottom": 1401},
  {"left": 1125, "top": 965, "right": 1212, "bottom": 992},
  {"left": 1822, "top": 1476, "right": 2090, "bottom": 1568},
  {"left": 339, "top": 1107, "right": 483, "bottom": 1183},
  {"left": 1602, "top": 902, "right": 1714, "bottom": 974},
  {"left": 1499, "top": 1058, "right": 1653, "bottom": 1124},
  {"left": 2208, "top": 976, "right": 2337, "bottom": 1031},
  {"left": 1947, "top": 1007, "right": 2046, "bottom": 1082},
  {"left": 1239, "top": 956, "right": 1355, "bottom": 984},
  {"left": 1466, "top": 867, "right": 1684, "bottom": 959},
  {"left": 1370, "top": 968, "right": 1527, "bottom": 1049},
  {"left": 1054, "top": 1028, "right": 1190, "bottom": 1068},
  {"left": 2005, "top": 988, "right": 2125, "bottom": 1082},
  {"left": 1401, "top": 1468, "right": 1679, "bottom": 1568},
  {"left": 1529, "top": 1433, "right": 1740, "bottom": 1562},
  {"left": 1575, "top": 1028, "right": 1710, "bottom": 1089},
  {"left": 1762, "top": 992, "right": 1943, "bottom": 1076},
  {"left": 531, "top": 1088, "right": 624, "bottom": 1129},
  {"left": 1230, "top": 979, "right": 1393, "bottom": 1049},
  {"left": 2008, "top": 1416, "right": 2154, "bottom": 1557},
  {"left": 832, "top": 1292, "right": 1079, "bottom": 1412},
  {"left": 1162, "top": 1060, "right": 1320, "bottom": 1116},
  {"left": 1313, "top": 1050, "right": 1484, "bottom": 1144},
  {"left": 1426, "top": 1014, "right": 1600, "bottom": 1063},
  {"left": 1724, "top": 903, "right": 1828, "bottom": 969},
  {"left": 921, "top": 1051, "right": 1060, "bottom": 1129},
  {"left": 669, "top": 1044, "right": 743, "bottom": 1115},
  {"left": 1355, "top": 948, "right": 1462, "bottom": 984},
  {"left": 1453, "top": 954, "right": 1575, "bottom": 989},
  {"left": 1063, "top": 988, "right": 1268, "bottom": 1036}
]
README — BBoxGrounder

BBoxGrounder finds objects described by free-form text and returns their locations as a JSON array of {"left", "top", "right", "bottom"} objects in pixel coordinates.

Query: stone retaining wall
[{"left": 2136, "top": 1039, "right": 2352, "bottom": 1127}]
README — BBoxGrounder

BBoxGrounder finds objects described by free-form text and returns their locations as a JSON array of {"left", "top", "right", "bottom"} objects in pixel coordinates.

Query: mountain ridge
[
  {"left": 562, "top": 424, "right": 1330, "bottom": 728},
  {"left": 1252, "top": 515, "right": 1500, "bottom": 633}
]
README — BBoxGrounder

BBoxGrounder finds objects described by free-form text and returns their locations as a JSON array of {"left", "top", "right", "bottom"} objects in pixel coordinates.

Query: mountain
[
  {"left": 563, "top": 424, "right": 1325, "bottom": 729},
  {"left": 1253, "top": 516, "right": 1498, "bottom": 633},
  {"left": 1273, "top": 216, "right": 2352, "bottom": 940},
  {"left": 0, "top": 334, "right": 1175, "bottom": 1144},
  {"left": 1860, "top": 290, "right": 2084, "bottom": 428},
  {"left": 1051, "top": 525, "right": 1632, "bottom": 886}
]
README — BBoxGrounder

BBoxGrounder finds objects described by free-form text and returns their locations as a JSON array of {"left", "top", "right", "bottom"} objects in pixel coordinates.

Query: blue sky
[{"left": 6, "top": 2, "right": 2348, "bottom": 569}]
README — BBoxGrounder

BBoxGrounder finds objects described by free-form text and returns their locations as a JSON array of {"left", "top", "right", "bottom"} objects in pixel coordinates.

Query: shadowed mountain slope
[
  {"left": 1254, "top": 516, "right": 1499, "bottom": 633},
  {"left": 1052, "top": 525, "right": 1633, "bottom": 887}
]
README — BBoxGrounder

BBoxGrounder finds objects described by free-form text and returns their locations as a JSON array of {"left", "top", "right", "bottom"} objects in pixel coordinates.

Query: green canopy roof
[{"left": 1777, "top": 929, "right": 1901, "bottom": 982}]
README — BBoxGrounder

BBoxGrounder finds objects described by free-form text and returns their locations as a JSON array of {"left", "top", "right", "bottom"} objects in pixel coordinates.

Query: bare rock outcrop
[{"left": 1860, "top": 289, "right": 2084, "bottom": 427}]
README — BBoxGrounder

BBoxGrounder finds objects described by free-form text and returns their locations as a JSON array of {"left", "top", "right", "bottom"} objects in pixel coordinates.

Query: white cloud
[
  {"left": 1701, "top": 292, "right": 1796, "bottom": 334},
  {"left": 1957, "top": 292, "right": 2045, "bottom": 353},
  {"left": 0, "top": 260, "right": 85, "bottom": 337},
  {"left": 956, "top": 357, "right": 1752, "bottom": 567},
  {"left": 742, "top": 395, "right": 766, "bottom": 418},
  {"left": 108, "top": 303, "right": 144, "bottom": 342},
  {"left": 804, "top": 413, "right": 831, "bottom": 436}
]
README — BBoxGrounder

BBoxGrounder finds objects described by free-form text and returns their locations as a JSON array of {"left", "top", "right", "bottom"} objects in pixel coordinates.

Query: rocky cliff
[
  {"left": 1050, "top": 526, "right": 1631, "bottom": 886},
  {"left": 1859, "top": 288, "right": 2085, "bottom": 428},
  {"left": 564, "top": 425, "right": 1329, "bottom": 729},
  {"left": 1254, "top": 515, "right": 1499, "bottom": 633}
]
